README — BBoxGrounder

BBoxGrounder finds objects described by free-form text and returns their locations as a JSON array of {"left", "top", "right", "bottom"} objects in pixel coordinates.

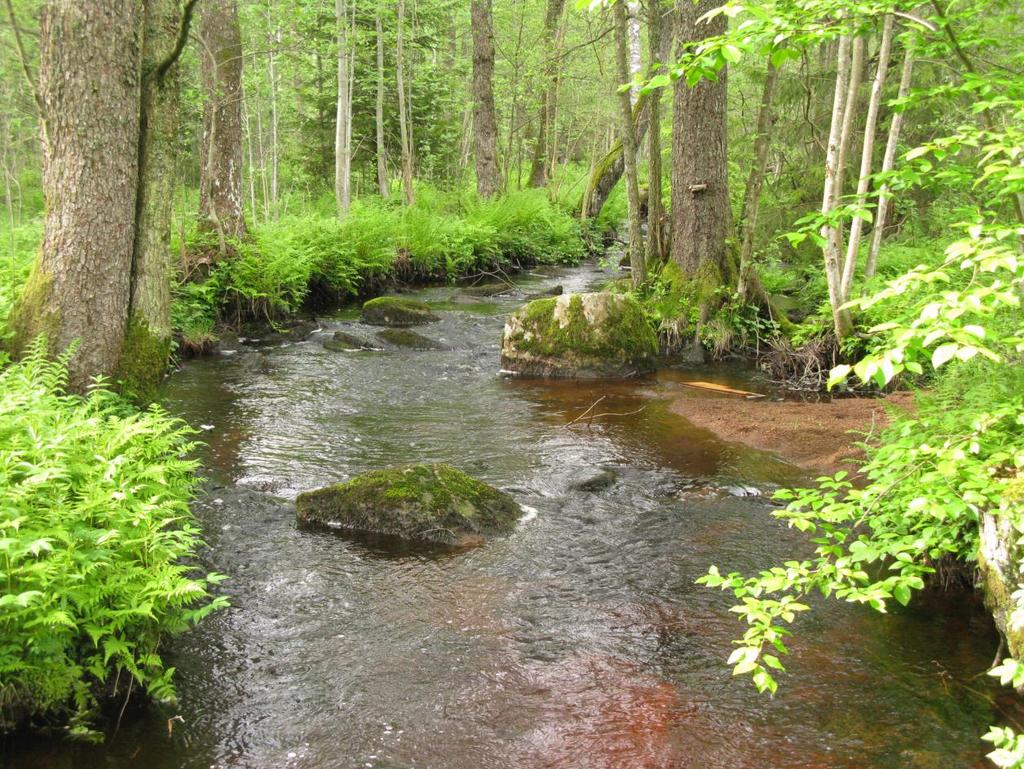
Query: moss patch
[
  {"left": 5, "top": 263, "right": 58, "bottom": 359},
  {"left": 361, "top": 296, "right": 439, "bottom": 327},
  {"left": 115, "top": 315, "right": 172, "bottom": 404},
  {"left": 296, "top": 463, "right": 521, "bottom": 545}
]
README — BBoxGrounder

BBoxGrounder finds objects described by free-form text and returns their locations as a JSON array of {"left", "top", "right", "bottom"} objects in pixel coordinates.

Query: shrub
[{"left": 0, "top": 343, "right": 226, "bottom": 735}]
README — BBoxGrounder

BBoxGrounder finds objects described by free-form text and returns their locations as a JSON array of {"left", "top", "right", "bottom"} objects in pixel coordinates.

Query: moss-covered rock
[
  {"left": 376, "top": 328, "right": 449, "bottom": 350},
  {"left": 525, "top": 284, "right": 564, "bottom": 300},
  {"left": 501, "top": 292, "right": 657, "bottom": 378},
  {"left": 979, "top": 485, "right": 1024, "bottom": 689},
  {"left": 361, "top": 296, "right": 439, "bottom": 327},
  {"left": 296, "top": 463, "right": 521, "bottom": 545},
  {"left": 459, "top": 282, "right": 514, "bottom": 297}
]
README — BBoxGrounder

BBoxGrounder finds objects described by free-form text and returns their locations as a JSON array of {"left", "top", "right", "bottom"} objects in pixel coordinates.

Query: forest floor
[{"left": 669, "top": 390, "right": 917, "bottom": 476}]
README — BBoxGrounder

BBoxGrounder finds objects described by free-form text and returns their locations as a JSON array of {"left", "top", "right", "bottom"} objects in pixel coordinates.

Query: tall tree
[
  {"left": 396, "top": 0, "right": 415, "bottom": 205},
  {"left": 866, "top": 37, "right": 914, "bottom": 279},
  {"left": 526, "top": 0, "right": 566, "bottom": 188},
  {"left": 613, "top": 0, "right": 644, "bottom": 287},
  {"left": 199, "top": 0, "right": 247, "bottom": 243},
  {"left": 334, "top": 0, "right": 354, "bottom": 217},
  {"left": 471, "top": 0, "right": 501, "bottom": 198},
  {"left": 670, "top": 0, "right": 729, "bottom": 356},
  {"left": 375, "top": 9, "right": 388, "bottom": 198}
]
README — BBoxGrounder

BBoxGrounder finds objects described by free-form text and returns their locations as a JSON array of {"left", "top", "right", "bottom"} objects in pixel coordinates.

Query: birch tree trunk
[
  {"left": 199, "top": 0, "right": 247, "bottom": 242},
  {"left": 268, "top": 13, "right": 280, "bottom": 211},
  {"left": 737, "top": 58, "right": 781, "bottom": 301},
  {"left": 396, "top": 0, "right": 415, "bottom": 205},
  {"left": 8, "top": 0, "right": 142, "bottom": 391},
  {"left": 614, "top": 0, "right": 645, "bottom": 287},
  {"left": 375, "top": 10, "right": 389, "bottom": 198},
  {"left": 627, "top": 0, "right": 642, "bottom": 103},
  {"left": 334, "top": 0, "right": 354, "bottom": 217},
  {"left": 526, "top": 0, "right": 566, "bottom": 188},
  {"left": 471, "top": 0, "right": 501, "bottom": 199},
  {"left": 821, "top": 34, "right": 854, "bottom": 339},
  {"left": 841, "top": 14, "right": 894, "bottom": 297},
  {"left": 866, "top": 38, "right": 914, "bottom": 279}
]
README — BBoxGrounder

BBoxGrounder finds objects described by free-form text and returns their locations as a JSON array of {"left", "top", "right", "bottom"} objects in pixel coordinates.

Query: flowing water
[{"left": 6, "top": 263, "right": 1020, "bottom": 768}]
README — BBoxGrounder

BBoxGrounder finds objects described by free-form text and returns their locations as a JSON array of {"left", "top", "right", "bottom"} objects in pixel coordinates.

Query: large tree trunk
[
  {"left": 526, "top": 0, "right": 566, "bottom": 188},
  {"left": 646, "top": 0, "right": 666, "bottom": 266},
  {"left": 396, "top": 0, "right": 415, "bottom": 205},
  {"left": 866, "top": 36, "right": 914, "bottom": 279},
  {"left": 613, "top": 1, "right": 645, "bottom": 287},
  {"left": 736, "top": 57, "right": 781, "bottom": 301},
  {"left": 670, "top": 0, "right": 729, "bottom": 287},
  {"left": 375, "top": 10, "right": 389, "bottom": 198},
  {"left": 124, "top": 0, "right": 189, "bottom": 398},
  {"left": 9, "top": 0, "right": 142, "bottom": 391},
  {"left": 841, "top": 16, "right": 894, "bottom": 296},
  {"left": 199, "top": 0, "right": 247, "bottom": 243},
  {"left": 334, "top": 0, "right": 354, "bottom": 217},
  {"left": 821, "top": 34, "right": 855, "bottom": 339},
  {"left": 471, "top": 0, "right": 501, "bottom": 199}
]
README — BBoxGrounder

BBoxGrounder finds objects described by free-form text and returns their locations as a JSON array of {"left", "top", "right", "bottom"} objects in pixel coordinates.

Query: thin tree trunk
[
  {"left": 737, "top": 57, "right": 781, "bottom": 301},
  {"left": 9, "top": 0, "right": 142, "bottom": 390},
  {"left": 268, "top": 11, "right": 280, "bottom": 211},
  {"left": 646, "top": 0, "right": 665, "bottom": 266},
  {"left": 627, "top": 0, "right": 642, "bottom": 103},
  {"left": 471, "top": 0, "right": 501, "bottom": 198},
  {"left": 199, "top": 0, "right": 247, "bottom": 242},
  {"left": 821, "top": 34, "right": 854, "bottom": 339},
  {"left": 334, "top": 0, "right": 353, "bottom": 217},
  {"left": 614, "top": 1, "right": 645, "bottom": 287},
  {"left": 866, "top": 37, "right": 914, "bottom": 279},
  {"left": 375, "top": 10, "right": 389, "bottom": 198},
  {"left": 842, "top": 15, "right": 894, "bottom": 297},
  {"left": 527, "top": 0, "right": 566, "bottom": 188},
  {"left": 833, "top": 33, "right": 864, "bottom": 256},
  {"left": 670, "top": 0, "right": 729, "bottom": 359},
  {"left": 396, "top": 0, "right": 415, "bottom": 205}
]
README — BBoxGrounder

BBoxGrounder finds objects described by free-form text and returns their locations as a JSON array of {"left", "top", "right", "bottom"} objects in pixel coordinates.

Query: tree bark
[
  {"left": 866, "top": 37, "right": 914, "bottom": 279},
  {"left": 9, "top": 0, "right": 142, "bottom": 391},
  {"left": 737, "top": 58, "right": 781, "bottom": 301},
  {"left": 842, "top": 16, "right": 894, "bottom": 297},
  {"left": 614, "top": 1, "right": 645, "bottom": 287},
  {"left": 396, "top": 0, "right": 415, "bottom": 205},
  {"left": 375, "top": 10, "right": 389, "bottom": 198},
  {"left": 526, "top": 0, "right": 566, "bottom": 188},
  {"left": 646, "top": 0, "right": 665, "bottom": 266},
  {"left": 334, "top": 0, "right": 354, "bottom": 217},
  {"left": 626, "top": 0, "right": 642, "bottom": 102},
  {"left": 670, "top": 0, "right": 729, "bottom": 277},
  {"left": 127, "top": 0, "right": 185, "bottom": 387},
  {"left": 821, "top": 34, "right": 854, "bottom": 339},
  {"left": 199, "top": 0, "right": 247, "bottom": 242},
  {"left": 471, "top": 0, "right": 501, "bottom": 199}
]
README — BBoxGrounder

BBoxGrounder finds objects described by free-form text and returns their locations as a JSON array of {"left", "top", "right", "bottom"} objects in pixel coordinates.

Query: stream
[{"left": 5, "top": 262, "right": 1018, "bottom": 768}]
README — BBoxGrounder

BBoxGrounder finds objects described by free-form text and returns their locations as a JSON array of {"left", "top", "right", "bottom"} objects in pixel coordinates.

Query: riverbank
[{"left": 669, "top": 390, "right": 916, "bottom": 476}]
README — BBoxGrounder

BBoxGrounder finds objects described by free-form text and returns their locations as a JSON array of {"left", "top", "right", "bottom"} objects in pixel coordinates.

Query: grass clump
[{"left": 0, "top": 342, "right": 227, "bottom": 735}]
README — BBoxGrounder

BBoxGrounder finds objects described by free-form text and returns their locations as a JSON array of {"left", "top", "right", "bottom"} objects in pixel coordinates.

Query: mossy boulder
[
  {"left": 501, "top": 292, "right": 658, "bottom": 378},
  {"left": 361, "top": 296, "right": 439, "bottom": 327},
  {"left": 525, "top": 284, "right": 564, "bottom": 300},
  {"left": 459, "top": 282, "right": 514, "bottom": 297},
  {"left": 296, "top": 463, "right": 521, "bottom": 545},
  {"left": 375, "top": 328, "right": 449, "bottom": 350}
]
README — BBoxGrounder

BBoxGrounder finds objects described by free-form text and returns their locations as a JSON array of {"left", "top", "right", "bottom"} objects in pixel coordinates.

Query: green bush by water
[{"left": 0, "top": 342, "right": 226, "bottom": 734}]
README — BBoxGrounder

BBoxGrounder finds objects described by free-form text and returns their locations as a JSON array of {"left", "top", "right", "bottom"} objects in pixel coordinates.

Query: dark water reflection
[{"left": 5, "top": 264, "right": 1019, "bottom": 768}]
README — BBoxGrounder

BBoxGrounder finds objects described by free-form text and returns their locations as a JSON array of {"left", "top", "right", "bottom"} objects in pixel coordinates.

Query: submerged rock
[
  {"left": 569, "top": 468, "right": 618, "bottom": 493},
  {"left": 323, "top": 330, "right": 379, "bottom": 352},
  {"left": 525, "top": 284, "right": 564, "bottom": 300},
  {"left": 501, "top": 292, "right": 657, "bottom": 379},
  {"left": 376, "top": 328, "right": 449, "bottom": 350},
  {"left": 361, "top": 296, "right": 439, "bottom": 327},
  {"left": 460, "top": 282, "right": 514, "bottom": 297},
  {"left": 296, "top": 463, "right": 521, "bottom": 545}
]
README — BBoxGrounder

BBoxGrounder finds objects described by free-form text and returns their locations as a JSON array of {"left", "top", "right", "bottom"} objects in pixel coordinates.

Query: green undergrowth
[
  {"left": 173, "top": 188, "right": 587, "bottom": 339},
  {"left": 0, "top": 341, "right": 226, "bottom": 736}
]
